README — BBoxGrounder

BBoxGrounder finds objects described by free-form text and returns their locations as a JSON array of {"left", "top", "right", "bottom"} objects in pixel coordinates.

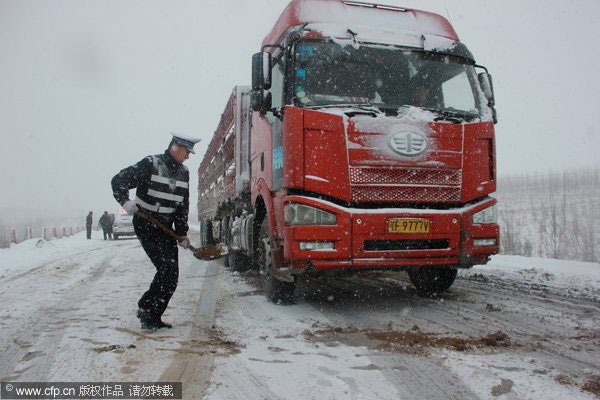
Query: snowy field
[
  {"left": 0, "top": 232, "right": 599, "bottom": 399},
  {"left": 495, "top": 169, "right": 600, "bottom": 262}
]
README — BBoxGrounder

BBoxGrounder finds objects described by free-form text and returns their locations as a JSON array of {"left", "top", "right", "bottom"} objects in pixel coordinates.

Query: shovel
[{"left": 134, "top": 207, "right": 228, "bottom": 260}]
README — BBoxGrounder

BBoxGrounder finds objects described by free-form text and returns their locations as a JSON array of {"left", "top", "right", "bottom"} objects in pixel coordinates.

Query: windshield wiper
[
  {"left": 306, "top": 103, "right": 383, "bottom": 117},
  {"left": 375, "top": 104, "right": 405, "bottom": 116},
  {"left": 419, "top": 107, "right": 478, "bottom": 123},
  {"left": 344, "top": 109, "right": 380, "bottom": 117}
]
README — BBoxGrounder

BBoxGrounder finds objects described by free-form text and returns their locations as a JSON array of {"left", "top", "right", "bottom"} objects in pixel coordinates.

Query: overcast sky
[{"left": 1, "top": 0, "right": 599, "bottom": 221}]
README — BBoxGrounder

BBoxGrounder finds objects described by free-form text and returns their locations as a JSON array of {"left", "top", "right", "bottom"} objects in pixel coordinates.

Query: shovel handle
[{"left": 134, "top": 207, "right": 198, "bottom": 252}]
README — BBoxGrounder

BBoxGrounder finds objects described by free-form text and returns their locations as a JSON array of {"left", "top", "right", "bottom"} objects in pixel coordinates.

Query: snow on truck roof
[{"left": 262, "top": 0, "right": 459, "bottom": 49}]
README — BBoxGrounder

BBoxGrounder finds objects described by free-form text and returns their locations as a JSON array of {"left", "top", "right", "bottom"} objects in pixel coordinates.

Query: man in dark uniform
[
  {"left": 99, "top": 211, "right": 113, "bottom": 240},
  {"left": 111, "top": 133, "right": 199, "bottom": 330},
  {"left": 86, "top": 211, "right": 93, "bottom": 239}
]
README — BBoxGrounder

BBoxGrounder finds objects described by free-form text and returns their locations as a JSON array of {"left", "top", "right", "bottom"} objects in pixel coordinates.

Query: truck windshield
[{"left": 294, "top": 40, "right": 482, "bottom": 117}]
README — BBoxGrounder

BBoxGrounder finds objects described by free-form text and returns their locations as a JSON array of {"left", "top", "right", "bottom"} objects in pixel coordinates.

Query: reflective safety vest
[{"left": 135, "top": 155, "right": 189, "bottom": 214}]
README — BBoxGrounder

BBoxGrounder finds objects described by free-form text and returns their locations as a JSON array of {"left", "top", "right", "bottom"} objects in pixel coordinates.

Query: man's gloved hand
[
  {"left": 123, "top": 200, "right": 139, "bottom": 215},
  {"left": 179, "top": 237, "right": 191, "bottom": 249}
]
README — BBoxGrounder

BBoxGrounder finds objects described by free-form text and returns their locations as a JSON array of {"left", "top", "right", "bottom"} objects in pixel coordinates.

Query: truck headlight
[
  {"left": 474, "top": 238, "right": 497, "bottom": 247},
  {"left": 284, "top": 203, "right": 337, "bottom": 226},
  {"left": 299, "top": 241, "right": 335, "bottom": 251},
  {"left": 472, "top": 205, "right": 497, "bottom": 224}
]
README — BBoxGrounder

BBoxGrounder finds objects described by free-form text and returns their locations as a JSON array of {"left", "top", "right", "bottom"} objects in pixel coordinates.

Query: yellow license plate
[{"left": 388, "top": 218, "right": 431, "bottom": 233}]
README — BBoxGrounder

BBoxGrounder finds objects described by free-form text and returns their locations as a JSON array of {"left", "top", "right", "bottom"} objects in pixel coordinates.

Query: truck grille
[
  {"left": 351, "top": 186, "right": 461, "bottom": 202},
  {"left": 349, "top": 167, "right": 461, "bottom": 202},
  {"left": 350, "top": 167, "right": 461, "bottom": 186}
]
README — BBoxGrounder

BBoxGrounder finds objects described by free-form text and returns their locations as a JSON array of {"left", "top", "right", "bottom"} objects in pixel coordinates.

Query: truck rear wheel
[
  {"left": 258, "top": 219, "right": 295, "bottom": 304},
  {"left": 221, "top": 216, "right": 250, "bottom": 271},
  {"left": 408, "top": 266, "right": 457, "bottom": 296},
  {"left": 225, "top": 251, "right": 250, "bottom": 272}
]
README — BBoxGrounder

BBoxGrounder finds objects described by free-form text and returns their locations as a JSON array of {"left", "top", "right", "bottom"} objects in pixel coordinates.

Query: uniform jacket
[
  {"left": 86, "top": 213, "right": 93, "bottom": 227},
  {"left": 111, "top": 150, "right": 189, "bottom": 237}
]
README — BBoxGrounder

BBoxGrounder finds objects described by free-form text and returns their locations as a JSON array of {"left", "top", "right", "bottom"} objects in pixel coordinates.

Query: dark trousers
[
  {"left": 102, "top": 228, "right": 110, "bottom": 240},
  {"left": 86, "top": 225, "right": 92, "bottom": 239},
  {"left": 133, "top": 215, "right": 179, "bottom": 320}
]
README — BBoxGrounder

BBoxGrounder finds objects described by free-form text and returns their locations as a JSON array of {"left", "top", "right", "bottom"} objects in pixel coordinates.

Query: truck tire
[
  {"left": 408, "top": 266, "right": 457, "bottom": 296},
  {"left": 202, "top": 219, "right": 215, "bottom": 246},
  {"left": 226, "top": 251, "right": 251, "bottom": 272},
  {"left": 223, "top": 253, "right": 230, "bottom": 268},
  {"left": 221, "top": 216, "right": 250, "bottom": 271},
  {"left": 258, "top": 219, "right": 295, "bottom": 304}
]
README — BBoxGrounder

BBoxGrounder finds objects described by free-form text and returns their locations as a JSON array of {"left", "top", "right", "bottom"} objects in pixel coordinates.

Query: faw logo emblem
[{"left": 388, "top": 131, "right": 429, "bottom": 156}]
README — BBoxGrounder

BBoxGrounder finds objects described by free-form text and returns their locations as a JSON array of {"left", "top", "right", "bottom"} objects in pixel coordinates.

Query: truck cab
[{"left": 198, "top": 0, "right": 499, "bottom": 303}]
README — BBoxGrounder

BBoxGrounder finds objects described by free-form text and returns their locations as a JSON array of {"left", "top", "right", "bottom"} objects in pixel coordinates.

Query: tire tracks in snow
[
  {"left": 0, "top": 247, "right": 105, "bottom": 285},
  {"left": 448, "top": 278, "right": 600, "bottom": 376},
  {"left": 0, "top": 249, "right": 121, "bottom": 381},
  {"left": 155, "top": 260, "right": 284, "bottom": 400},
  {"left": 297, "top": 278, "right": 482, "bottom": 400},
  {"left": 298, "top": 273, "right": 600, "bottom": 398},
  {"left": 155, "top": 261, "right": 222, "bottom": 399},
  {"left": 197, "top": 267, "right": 291, "bottom": 400}
]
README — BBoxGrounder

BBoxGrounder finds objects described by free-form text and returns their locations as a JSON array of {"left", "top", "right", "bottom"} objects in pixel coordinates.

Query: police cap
[{"left": 170, "top": 132, "right": 201, "bottom": 154}]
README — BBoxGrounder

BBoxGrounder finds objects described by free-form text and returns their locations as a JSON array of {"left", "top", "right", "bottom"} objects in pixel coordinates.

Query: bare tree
[{"left": 497, "top": 167, "right": 599, "bottom": 261}]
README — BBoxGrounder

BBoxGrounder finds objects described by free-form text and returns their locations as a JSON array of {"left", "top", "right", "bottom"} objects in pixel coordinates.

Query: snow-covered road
[{"left": 1, "top": 232, "right": 599, "bottom": 399}]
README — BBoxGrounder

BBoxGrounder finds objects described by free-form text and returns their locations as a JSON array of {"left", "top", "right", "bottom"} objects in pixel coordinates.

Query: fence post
[
  {"left": 70, "top": 227, "right": 74, "bottom": 236},
  {"left": 63, "top": 227, "right": 67, "bottom": 237},
  {"left": 27, "top": 226, "right": 33, "bottom": 240},
  {"left": 10, "top": 228, "right": 17, "bottom": 244},
  {"left": 53, "top": 227, "right": 58, "bottom": 238},
  {"left": 43, "top": 227, "right": 48, "bottom": 241}
]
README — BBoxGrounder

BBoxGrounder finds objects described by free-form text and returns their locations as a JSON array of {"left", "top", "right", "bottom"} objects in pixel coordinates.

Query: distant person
[
  {"left": 99, "top": 211, "right": 113, "bottom": 240},
  {"left": 111, "top": 132, "right": 199, "bottom": 331},
  {"left": 86, "top": 211, "right": 93, "bottom": 239},
  {"left": 108, "top": 213, "right": 114, "bottom": 239}
]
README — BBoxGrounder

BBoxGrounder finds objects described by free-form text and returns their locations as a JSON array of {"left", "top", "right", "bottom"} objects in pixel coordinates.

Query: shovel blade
[{"left": 193, "top": 244, "right": 230, "bottom": 260}]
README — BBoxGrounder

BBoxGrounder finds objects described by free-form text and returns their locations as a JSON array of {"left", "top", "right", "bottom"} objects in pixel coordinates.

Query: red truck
[{"left": 197, "top": 0, "right": 499, "bottom": 303}]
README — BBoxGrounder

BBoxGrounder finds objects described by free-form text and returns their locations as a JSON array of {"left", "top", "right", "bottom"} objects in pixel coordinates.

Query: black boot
[
  {"left": 155, "top": 320, "right": 173, "bottom": 329},
  {"left": 136, "top": 309, "right": 172, "bottom": 330},
  {"left": 136, "top": 309, "right": 158, "bottom": 330}
]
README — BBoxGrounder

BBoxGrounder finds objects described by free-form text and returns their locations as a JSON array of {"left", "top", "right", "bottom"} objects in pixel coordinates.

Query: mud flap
[
  {"left": 459, "top": 220, "right": 472, "bottom": 268},
  {"left": 270, "top": 241, "right": 295, "bottom": 282}
]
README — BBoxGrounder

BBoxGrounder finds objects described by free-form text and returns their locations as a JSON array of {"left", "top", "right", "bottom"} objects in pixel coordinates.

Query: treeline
[{"left": 496, "top": 168, "right": 599, "bottom": 262}]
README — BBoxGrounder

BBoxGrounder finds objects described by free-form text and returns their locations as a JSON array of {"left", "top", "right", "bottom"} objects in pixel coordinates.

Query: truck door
[{"left": 268, "top": 53, "right": 286, "bottom": 191}]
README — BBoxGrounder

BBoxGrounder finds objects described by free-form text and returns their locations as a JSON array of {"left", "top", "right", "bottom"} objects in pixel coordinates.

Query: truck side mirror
[
  {"left": 251, "top": 52, "right": 272, "bottom": 112},
  {"left": 252, "top": 52, "right": 272, "bottom": 90},
  {"left": 250, "top": 90, "right": 272, "bottom": 112},
  {"left": 251, "top": 91, "right": 263, "bottom": 111},
  {"left": 477, "top": 71, "right": 498, "bottom": 124},
  {"left": 478, "top": 72, "right": 494, "bottom": 106}
]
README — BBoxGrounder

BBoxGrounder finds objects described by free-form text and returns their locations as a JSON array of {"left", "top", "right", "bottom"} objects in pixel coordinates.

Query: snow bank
[
  {"left": 464, "top": 255, "right": 600, "bottom": 301},
  {"left": 0, "top": 232, "right": 102, "bottom": 278}
]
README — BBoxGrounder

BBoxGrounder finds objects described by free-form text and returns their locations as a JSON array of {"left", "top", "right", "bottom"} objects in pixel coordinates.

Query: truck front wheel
[
  {"left": 258, "top": 219, "right": 295, "bottom": 304},
  {"left": 408, "top": 266, "right": 457, "bottom": 296}
]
